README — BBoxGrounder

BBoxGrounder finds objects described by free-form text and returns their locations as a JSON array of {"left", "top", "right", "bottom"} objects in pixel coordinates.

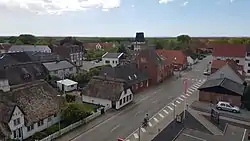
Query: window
[
  {"left": 14, "top": 118, "right": 20, "bottom": 126},
  {"left": 113, "top": 60, "right": 115, "bottom": 64},
  {"left": 116, "top": 61, "right": 118, "bottom": 64},
  {"left": 128, "top": 76, "right": 132, "bottom": 80},
  {"left": 123, "top": 97, "right": 126, "bottom": 103},
  {"left": 220, "top": 103, "right": 225, "bottom": 106},
  {"left": 129, "top": 94, "right": 132, "bottom": 100},
  {"left": 126, "top": 96, "right": 129, "bottom": 102},
  {"left": 248, "top": 63, "right": 250, "bottom": 67},
  {"left": 248, "top": 70, "right": 250, "bottom": 73},
  {"left": 27, "top": 124, "right": 34, "bottom": 131},
  {"left": 134, "top": 74, "right": 137, "bottom": 78},
  {"left": 13, "top": 130, "right": 17, "bottom": 138},
  {"left": 69, "top": 67, "right": 73, "bottom": 71},
  {"left": 235, "top": 60, "right": 239, "bottom": 63},
  {"left": 247, "top": 52, "right": 250, "bottom": 56},
  {"left": 140, "top": 82, "right": 143, "bottom": 87},
  {"left": 54, "top": 113, "right": 57, "bottom": 117},
  {"left": 37, "top": 120, "right": 44, "bottom": 127},
  {"left": 119, "top": 99, "right": 122, "bottom": 105},
  {"left": 105, "top": 60, "right": 110, "bottom": 64}
]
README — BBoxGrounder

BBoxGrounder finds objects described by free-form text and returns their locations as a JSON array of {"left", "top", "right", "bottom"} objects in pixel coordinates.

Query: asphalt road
[{"left": 70, "top": 56, "right": 211, "bottom": 141}]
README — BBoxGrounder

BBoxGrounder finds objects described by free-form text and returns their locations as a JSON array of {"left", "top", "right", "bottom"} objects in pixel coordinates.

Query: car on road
[
  {"left": 216, "top": 101, "right": 240, "bottom": 113},
  {"left": 203, "top": 71, "right": 211, "bottom": 76}
]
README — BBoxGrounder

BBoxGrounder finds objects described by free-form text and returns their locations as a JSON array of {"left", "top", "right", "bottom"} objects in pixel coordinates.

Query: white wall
[
  {"left": 49, "top": 67, "right": 77, "bottom": 79},
  {"left": 102, "top": 58, "right": 119, "bottom": 67},
  {"left": 115, "top": 89, "right": 133, "bottom": 110},
  {"left": 57, "top": 82, "right": 77, "bottom": 92},
  {"left": 187, "top": 56, "right": 194, "bottom": 65},
  {"left": 82, "top": 95, "right": 112, "bottom": 109},
  {"left": 213, "top": 56, "right": 245, "bottom": 66},
  {"left": 0, "top": 79, "right": 10, "bottom": 92},
  {"left": 8, "top": 106, "right": 60, "bottom": 140}
]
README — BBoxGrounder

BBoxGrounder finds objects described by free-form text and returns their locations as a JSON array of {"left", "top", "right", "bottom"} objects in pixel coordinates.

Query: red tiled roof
[
  {"left": 84, "top": 42, "right": 113, "bottom": 50},
  {"left": 155, "top": 49, "right": 186, "bottom": 65},
  {"left": 212, "top": 43, "right": 246, "bottom": 57}
]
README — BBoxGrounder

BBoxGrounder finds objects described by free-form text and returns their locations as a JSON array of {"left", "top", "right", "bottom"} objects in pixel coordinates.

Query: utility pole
[
  {"left": 138, "top": 126, "right": 141, "bottom": 141},
  {"left": 183, "top": 78, "right": 187, "bottom": 119}
]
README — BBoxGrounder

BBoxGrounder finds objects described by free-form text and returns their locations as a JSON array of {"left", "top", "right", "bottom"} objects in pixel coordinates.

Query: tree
[
  {"left": 18, "top": 34, "right": 37, "bottom": 45},
  {"left": 155, "top": 41, "right": 163, "bottom": 49},
  {"left": 63, "top": 103, "right": 91, "bottom": 124},
  {"left": 117, "top": 44, "right": 127, "bottom": 53},
  {"left": 8, "top": 36, "right": 17, "bottom": 43},
  {"left": 177, "top": 35, "right": 191, "bottom": 44}
]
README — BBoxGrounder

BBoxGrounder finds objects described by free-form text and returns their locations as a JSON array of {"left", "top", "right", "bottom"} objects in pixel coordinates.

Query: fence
[{"left": 40, "top": 107, "right": 109, "bottom": 141}]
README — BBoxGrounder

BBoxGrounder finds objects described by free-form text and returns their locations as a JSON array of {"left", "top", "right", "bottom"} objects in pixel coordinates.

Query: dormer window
[
  {"left": 128, "top": 76, "right": 132, "bottom": 80},
  {"left": 134, "top": 74, "right": 137, "bottom": 78},
  {"left": 13, "top": 118, "right": 20, "bottom": 126}
]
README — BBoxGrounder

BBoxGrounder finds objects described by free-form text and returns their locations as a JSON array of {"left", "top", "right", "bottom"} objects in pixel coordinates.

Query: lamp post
[{"left": 183, "top": 78, "right": 188, "bottom": 119}]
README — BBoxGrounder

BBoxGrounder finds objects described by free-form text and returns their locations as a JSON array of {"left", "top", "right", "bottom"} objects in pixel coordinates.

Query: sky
[{"left": 0, "top": 0, "right": 249, "bottom": 37}]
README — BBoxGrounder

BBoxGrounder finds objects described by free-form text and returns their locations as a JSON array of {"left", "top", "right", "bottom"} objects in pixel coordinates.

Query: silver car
[{"left": 216, "top": 101, "right": 240, "bottom": 113}]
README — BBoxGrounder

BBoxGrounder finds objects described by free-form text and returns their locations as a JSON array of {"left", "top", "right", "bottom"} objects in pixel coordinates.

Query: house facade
[
  {"left": 0, "top": 43, "right": 11, "bottom": 54},
  {"left": 0, "top": 80, "right": 62, "bottom": 140},
  {"left": 8, "top": 45, "right": 51, "bottom": 53},
  {"left": 136, "top": 49, "right": 171, "bottom": 85},
  {"left": 198, "top": 78, "right": 244, "bottom": 107},
  {"left": 81, "top": 76, "right": 133, "bottom": 110},
  {"left": 84, "top": 43, "right": 115, "bottom": 50},
  {"left": 102, "top": 52, "right": 124, "bottom": 67},
  {"left": 42, "top": 60, "right": 77, "bottom": 79},
  {"left": 99, "top": 63, "right": 149, "bottom": 93},
  {"left": 212, "top": 43, "right": 246, "bottom": 67},
  {"left": 244, "top": 45, "right": 250, "bottom": 81}
]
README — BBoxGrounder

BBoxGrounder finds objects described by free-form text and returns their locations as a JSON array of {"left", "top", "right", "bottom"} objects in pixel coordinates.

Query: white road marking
[
  {"left": 133, "top": 133, "right": 139, "bottom": 139},
  {"left": 154, "top": 117, "right": 159, "bottom": 122},
  {"left": 181, "top": 95, "right": 186, "bottom": 98},
  {"left": 110, "top": 124, "right": 120, "bottom": 132},
  {"left": 186, "top": 94, "right": 190, "bottom": 96},
  {"left": 188, "top": 88, "right": 195, "bottom": 92},
  {"left": 192, "top": 85, "right": 200, "bottom": 89},
  {"left": 190, "top": 87, "right": 197, "bottom": 91},
  {"left": 159, "top": 113, "right": 164, "bottom": 118},
  {"left": 148, "top": 122, "right": 152, "bottom": 127},
  {"left": 152, "top": 100, "right": 157, "bottom": 104},
  {"left": 163, "top": 110, "right": 169, "bottom": 114},
  {"left": 178, "top": 97, "right": 184, "bottom": 101},
  {"left": 141, "top": 127, "right": 146, "bottom": 132},
  {"left": 171, "top": 103, "right": 177, "bottom": 107},
  {"left": 242, "top": 129, "right": 247, "bottom": 141},
  {"left": 183, "top": 133, "right": 206, "bottom": 141},
  {"left": 168, "top": 106, "right": 173, "bottom": 111},
  {"left": 176, "top": 100, "right": 181, "bottom": 104},
  {"left": 187, "top": 90, "right": 193, "bottom": 94}
]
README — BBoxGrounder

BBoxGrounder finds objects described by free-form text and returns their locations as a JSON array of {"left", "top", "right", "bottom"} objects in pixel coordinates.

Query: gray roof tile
[{"left": 43, "top": 60, "right": 74, "bottom": 71}]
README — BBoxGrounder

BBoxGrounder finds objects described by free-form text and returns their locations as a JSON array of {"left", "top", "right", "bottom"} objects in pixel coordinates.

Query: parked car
[
  {"left": 203, "top": 71, "right": 211, "bottom": 76},
  {"left": 216, "top": 101, "right": 240, "bottom": 113}
]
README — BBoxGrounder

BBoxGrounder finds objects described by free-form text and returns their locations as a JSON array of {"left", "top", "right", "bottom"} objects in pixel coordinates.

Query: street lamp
[{"left": 183, "top": 78, "right": 188, "bottom": 119}]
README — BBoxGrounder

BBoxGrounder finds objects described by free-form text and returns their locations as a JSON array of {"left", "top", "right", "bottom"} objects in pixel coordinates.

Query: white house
[
  {"left": 81, "top": 76, "right": 134, "bottom": 110},
  {"left": 57, "top": 79, "right": 78, "bottom": 92},
  {"left": 186, "top": 56, "right": 197, "bottom": 66},
  {"left": 0, "top": 80, "right": 62, "bottom": 140},
  {"left": 102, "top": 52, "right": 124, "bottom": 67},
  {"left": 43, "top": 60, "right": 77, "bottom": 79}
]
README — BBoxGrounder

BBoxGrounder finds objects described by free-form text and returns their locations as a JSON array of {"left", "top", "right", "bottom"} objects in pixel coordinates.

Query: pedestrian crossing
[{"left": 125, "top": 79, "right": 206, "bottom": 141}]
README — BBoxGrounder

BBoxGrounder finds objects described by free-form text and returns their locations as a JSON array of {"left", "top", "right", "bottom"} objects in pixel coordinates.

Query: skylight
[
  {"left": 128, "top": 76, "right": 132, "bottom": 80},
  {"left": 134, "top": 74, "right": 137, "bottom": 78}
]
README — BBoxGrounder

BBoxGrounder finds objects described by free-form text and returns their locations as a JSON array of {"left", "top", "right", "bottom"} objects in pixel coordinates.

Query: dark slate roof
[
  {"left": 0, "top": 70, "right": 6, "bottom": 79},
  {"left": 0, "top": 53, "right": 30, "bottom": 69},
  {"left": 26, "top": 52, "right": 63, "bottom": 63},
  {"left": 0, "top": 80, "right": 63, "bottom": 124},
  {"left": 4, "top": 63, "right": 46, "bottom": 86},
  {"left": 81, "top": 76, "right": 127, "bottom": 101},
  {"left": 43, "top": 60, "right": 75, "bottom": 71},
  {"left": 198, "top": 77, "right": 244, "bottom": 95},
  {"left": 102, "top": 52, "right": 124, "bottom": 58},
  {"left": 99, "top": 63, "right": 148, "bottom": 85},
  {"left": 8, "top": 45, "right": 51, "bottom": 53},
  {"left": 135, "top": 32, "right": 145, "bottom": 42}
]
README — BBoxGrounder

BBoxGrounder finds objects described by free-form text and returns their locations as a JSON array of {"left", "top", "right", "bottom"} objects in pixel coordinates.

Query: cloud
[
  {"left": 158, "top": 0, "right": 175, "bottom": 4},
  {"left": 182, "top": 1, "right": 188, "bottom": 6},
  {"left": 0, "top": 0, "right": 121, "bottom": 15},
  {"left": 131, "top": 5, "right": 135, "bottom": 8}
]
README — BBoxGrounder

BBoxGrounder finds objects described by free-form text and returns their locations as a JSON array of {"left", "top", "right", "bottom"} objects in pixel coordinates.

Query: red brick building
[{"left": 156, "top": 49, "right": 187, "bottom": 71}]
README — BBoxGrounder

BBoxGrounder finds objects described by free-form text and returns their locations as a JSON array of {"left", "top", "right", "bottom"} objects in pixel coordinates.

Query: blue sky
[{"left": 0, "top": 0, "right": 249, "bottom": 37}]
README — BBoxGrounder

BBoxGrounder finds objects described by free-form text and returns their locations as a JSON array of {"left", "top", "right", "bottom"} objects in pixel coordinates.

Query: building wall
[
  {"left": 0, "top": 79, "right": 10, "bottom": 92},
  {"left": 57, "top": 82, "right": 77, "bottom": 92},
  {"left": 213, "top": 56, "right": 245, "bottom": 66},
  {"left": 132, "top": 80, "right": 149, "bottom": 93},
  {"left": 115, "top": 89, "right": 133, "bottom": 109},
  {"left": 49, "top": 67, "right": 77, "bottom": 79},
  {"left": 70, "top": 52, "right": 83, "bottom": 66},
  {"left": 102, "top": 58, "right": 119, "bottom": 67},
  {"left": 199, "top": 91, "right": 241, "bottom": 107},
  {"left": 82, "top": 95, "right": 112, "bottom": 109}
]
